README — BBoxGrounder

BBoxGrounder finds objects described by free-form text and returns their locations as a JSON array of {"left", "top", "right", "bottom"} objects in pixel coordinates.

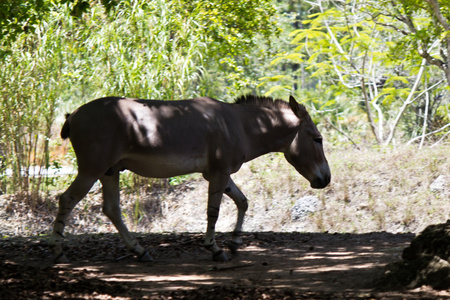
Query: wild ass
[{"left": 50, "top": 95, "right": 330, "bottom": 262}]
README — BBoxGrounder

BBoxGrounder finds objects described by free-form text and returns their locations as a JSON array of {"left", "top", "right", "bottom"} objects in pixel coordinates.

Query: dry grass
[
  {"left": 0, "top": 144, "right": 449, "bottom": 238},
  {"left": 314, "top": 145, "right": 449, "bottom": 234}
]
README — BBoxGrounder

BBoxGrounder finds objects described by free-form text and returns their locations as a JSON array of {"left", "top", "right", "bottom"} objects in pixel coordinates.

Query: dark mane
[{"left": 234, "top": 94, "right": 290, "bottom": 109}]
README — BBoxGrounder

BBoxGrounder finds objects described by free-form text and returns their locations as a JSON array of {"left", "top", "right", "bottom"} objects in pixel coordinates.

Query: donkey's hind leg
[
  {"left": 203, "top": 172, "right": 231, "bottom": 261},
  {"left": 100, "top": 172, "right": 153, "bottom": 262},
  {"left": 50, "top": 173, "right": 98, "bottom": 263},
  {"left": 224, "top": 178, "right": 248, "bottom": 254}
]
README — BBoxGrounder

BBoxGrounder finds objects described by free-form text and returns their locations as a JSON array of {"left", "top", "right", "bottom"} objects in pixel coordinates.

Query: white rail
[{"left": 2, "top": 166, "right": 77, "bottom": 177}]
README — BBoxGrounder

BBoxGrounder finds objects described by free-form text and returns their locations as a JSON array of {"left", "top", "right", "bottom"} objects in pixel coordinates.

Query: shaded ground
[
  {"left": 2, "top": 231, "right": 450, "bottom": 299},
  {"left": 381, "top": 220, "right": 450, "bottom": 290}
]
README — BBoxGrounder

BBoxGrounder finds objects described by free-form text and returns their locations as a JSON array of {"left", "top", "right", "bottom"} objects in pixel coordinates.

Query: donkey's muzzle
[{"left": 311, "top": 173, "right": 331, "bottom": 189}]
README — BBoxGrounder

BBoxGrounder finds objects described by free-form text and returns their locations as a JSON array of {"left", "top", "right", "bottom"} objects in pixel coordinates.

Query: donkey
[{"left": 50, "top": 95, "right": 330, "bottom": 262}]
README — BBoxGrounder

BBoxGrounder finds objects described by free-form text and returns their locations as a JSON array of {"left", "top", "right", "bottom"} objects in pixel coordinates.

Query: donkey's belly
[{"left": 119, "top": 153, "right": 208, "bottom": 178}]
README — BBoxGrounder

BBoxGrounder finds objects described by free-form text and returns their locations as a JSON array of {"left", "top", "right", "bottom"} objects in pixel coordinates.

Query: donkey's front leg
[
  {"left": 100, "top": 173, "right": 153, "bottom": 262},
  {"left": 224, "top": 178, "right": 248, "bottom": 254},
  {"left": 204, "top": 172, "right": 230, "bottom": 262}
]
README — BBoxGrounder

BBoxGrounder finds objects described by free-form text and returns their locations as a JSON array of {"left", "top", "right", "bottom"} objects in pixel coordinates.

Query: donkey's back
[{"left": 62, "top": 96, "right": 245, "bottom": 178}]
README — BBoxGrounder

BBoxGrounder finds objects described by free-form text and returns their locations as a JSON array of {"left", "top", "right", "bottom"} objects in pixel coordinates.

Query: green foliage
[
  {"left": 0, "top": 14, "right": 68, "bottom": 199},
  {"left": 82, "top": 0, "right": 208, "bottom": 99},
  {"left": 176, "top": 0, "right": 279, "bottom": 57},
  {"left": 0, "top": 0, "right": 281, "bottom": 199},
  {"left": 0, "top": 0, "right": 50, "bottom": 45},
  {"left": 0, "top": 0, "right": 448, "bottom": 201},
  {"left": 260, "top": 0, "right": 450, "bottom": 146},
  {"left": 181, "top": 0, "right": 281, "bottom": 99},
  {"left": 436, "top": 103, "right": 450, "bottom": 124}
]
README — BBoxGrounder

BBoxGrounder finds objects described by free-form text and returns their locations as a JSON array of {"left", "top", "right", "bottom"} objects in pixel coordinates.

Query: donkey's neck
[{"left": 239, "top": 106, "right": 298, "bottom": 162}]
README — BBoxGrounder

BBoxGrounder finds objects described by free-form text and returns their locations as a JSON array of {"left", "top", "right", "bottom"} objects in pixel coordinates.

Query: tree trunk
[{"left": 360, "top": 78, "right": 381, "bottom": 144}]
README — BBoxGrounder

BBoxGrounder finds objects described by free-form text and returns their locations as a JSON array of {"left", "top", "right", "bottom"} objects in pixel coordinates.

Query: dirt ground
[{"left": 2, "top": 231, "right": 450, "bottom": 299}]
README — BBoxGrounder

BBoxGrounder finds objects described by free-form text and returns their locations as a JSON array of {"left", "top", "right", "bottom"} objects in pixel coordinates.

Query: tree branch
[
  {"left": 419, "top": 78, "right": 430, "bottom": 149},
  {"left": 361, "top": 77, "right": 381, "bottom": 143},
  {"left": 424, "top": 0, "right": 450, "bottom": 31},
  {"left": 372, "top": 19, "right": 409, "bottom": 35},
  {"left": 430, "top": 130, "right": 450, "bottom": 148},
  {"left": 325, "top": 117, "right": 361, "bottom": 150},
  {"left": 384, "top": 58, "right": 428, "bottom": 145},
  {"left": 385, "top": 1, "right": 448, "bottom": 72},
  {"left": 408, "top": 123, "right": 450, "bottom": 145},
  {"left": 423, "top": 0, "right": 450, "bottom": 86}
]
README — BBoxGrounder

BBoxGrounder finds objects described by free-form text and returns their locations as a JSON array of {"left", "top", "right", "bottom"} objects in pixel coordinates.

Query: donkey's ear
[
  {"left": 289, "top": 95, "right": 308, "bottom": 119},
  {"left": 289, "top": 95, "right": 301, "bottom": 117}
]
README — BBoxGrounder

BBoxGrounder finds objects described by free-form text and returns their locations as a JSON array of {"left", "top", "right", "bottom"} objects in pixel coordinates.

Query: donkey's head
[{"left": 284, "top": 96, "right": 331, "bottom": 189}]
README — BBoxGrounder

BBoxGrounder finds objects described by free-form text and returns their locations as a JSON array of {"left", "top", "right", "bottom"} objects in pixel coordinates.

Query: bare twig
[
  {"left": 424, "top": 0, "right": 450, "bottom": 31},
  {"left": 407, "top": 123, "right": 450, "bottom": 145},
  {"left": 384, "top": 39, "right": 440, "bottom": 145},
  {"left": 410, "top": 79, "right": 445, "bottom": 103},
  {"left": 361, "top": 77, "right": 381, "bottom": 144},
  {"left": 209, "top": 263, "right": 255, "bottom": 271},
  {"left": 419, "top": 77, "right": 430, "bottom": 149},
  {"left": 325, "top": 118, "right": 361, "bottom": 150},
  {"left": 384, "top": 58, "right": 427, "bottom": 145},
  {"left": 430, "top": 130, "right": 450, "bottom": 148}
]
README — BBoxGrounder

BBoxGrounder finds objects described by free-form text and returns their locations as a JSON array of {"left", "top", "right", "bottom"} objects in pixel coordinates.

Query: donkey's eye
[{"left": 314, "top": 137, "right": 323, "bottom": 145}]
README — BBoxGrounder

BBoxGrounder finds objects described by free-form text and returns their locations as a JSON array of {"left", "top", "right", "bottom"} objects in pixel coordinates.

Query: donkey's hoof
[
  {"left": 226, "top": 241, "right": 241, "bottom": 254},
  {"left": 138, "top": 251, "right": 154, "bottom": 262},
  {"left": 212, "top": 250, "right": 229, "bottom": 262},
  {"left": 54, "top": 253, "right": 69, "bottom": 264}
]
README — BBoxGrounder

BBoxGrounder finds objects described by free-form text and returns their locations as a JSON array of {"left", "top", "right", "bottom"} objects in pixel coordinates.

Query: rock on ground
[
  {"left": 380, "top": 220, "right": 450, "bottom": 290},
  {"left": 430, "top": 175, "right": 447, "bottom": 192},
  {"left": 291, "top": 195, "right": 319, "bottom": 221}
]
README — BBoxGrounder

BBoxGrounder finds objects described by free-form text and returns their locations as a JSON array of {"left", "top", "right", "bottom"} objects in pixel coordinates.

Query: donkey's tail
[{"left": 60, "top": 113, "right": 71, "bottom": 140}]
